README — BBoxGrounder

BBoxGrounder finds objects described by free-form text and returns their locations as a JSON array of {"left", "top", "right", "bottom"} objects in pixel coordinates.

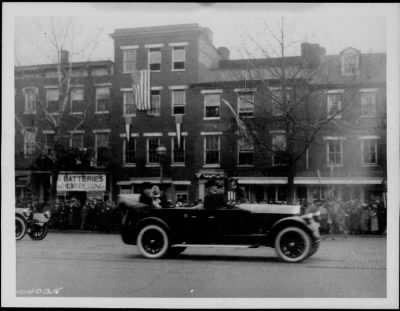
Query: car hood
[{"left": 238, "top": 203, "right": 300, "bottom": 215}]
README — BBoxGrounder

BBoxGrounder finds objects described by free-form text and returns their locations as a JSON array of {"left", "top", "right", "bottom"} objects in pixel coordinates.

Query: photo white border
[{"left": 2, "top": 2, "right": 399, "bottom": 309}]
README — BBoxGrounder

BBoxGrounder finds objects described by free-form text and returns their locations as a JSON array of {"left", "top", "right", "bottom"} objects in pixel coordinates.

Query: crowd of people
[
  {"left": 300, "top": 198, "right": 387, "bottom": 236},
  {"left": 16, "top": 197, "right": 120, "bottom": 232}
]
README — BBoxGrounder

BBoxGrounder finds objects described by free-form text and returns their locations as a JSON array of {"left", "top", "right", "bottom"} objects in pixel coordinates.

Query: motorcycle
[{"left": 15, "top": 207, "right": 51, "bottom": 240}]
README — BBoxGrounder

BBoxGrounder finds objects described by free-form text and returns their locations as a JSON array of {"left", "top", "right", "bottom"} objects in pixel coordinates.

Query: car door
[
  {"left": 213, "top": 207, "right": 254, "bottom": 244},
  {"left": 183, "top": 209, "right": 218, "bottom": 244}
]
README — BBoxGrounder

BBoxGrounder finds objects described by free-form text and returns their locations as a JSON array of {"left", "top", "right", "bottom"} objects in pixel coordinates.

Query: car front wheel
[
  {"left": 137, "top": 224, "right": 169, "bottom": 259},
  {"left": 16, "top": 216, "right": 27, "bottom": 240},
  {"left": 274, "top": 226, "right": 312, "bottom": 263}
]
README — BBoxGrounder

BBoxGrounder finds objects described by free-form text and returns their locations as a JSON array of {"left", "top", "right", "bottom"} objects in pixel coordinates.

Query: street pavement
[{"left": 16, "top": 232, "right": 386, "bottom": 298}]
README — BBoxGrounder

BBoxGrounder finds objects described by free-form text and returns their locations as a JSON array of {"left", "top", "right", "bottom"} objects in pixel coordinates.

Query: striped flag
[{"left": 132, "top": 70, "right": 151, "bottom": 111}]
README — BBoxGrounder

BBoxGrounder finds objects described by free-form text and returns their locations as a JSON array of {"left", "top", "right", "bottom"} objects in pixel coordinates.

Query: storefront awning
[
  {"left": 235, "top": 176, "right": 385, "bottom": 185},
  {"left": 117, "top": 177, "right": 173, "bottom": 186},
  {"left": 195, "top": 169, "right": 227, "bottom": 179}
]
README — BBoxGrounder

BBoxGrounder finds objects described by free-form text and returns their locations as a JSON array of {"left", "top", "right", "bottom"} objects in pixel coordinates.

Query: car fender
[
  {"left": 134, "top": 217, "right": 171, "bottom": 239},
  {"left": 265, "top": 216, "right": 312, "bottom": 246}
]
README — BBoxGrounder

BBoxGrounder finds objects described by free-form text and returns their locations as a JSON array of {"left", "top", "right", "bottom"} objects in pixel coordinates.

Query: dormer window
[{"left": 341, "top": 48, "right": 360, "bottom": 76}]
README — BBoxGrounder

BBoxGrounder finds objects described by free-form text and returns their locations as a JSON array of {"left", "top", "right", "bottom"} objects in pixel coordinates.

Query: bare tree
[
  {"left": 15, "top": 17, "right": 104, "bottom": 202},
  {"left": 222, "top": 17, "right": 374, "bottom": 204}
]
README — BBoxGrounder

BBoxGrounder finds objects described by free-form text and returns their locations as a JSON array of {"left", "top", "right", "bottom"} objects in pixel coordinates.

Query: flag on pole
[
  {"left": 125, "top": 116, "right": 132, "bottom": 143},
  {"left": 132, "top": 69, "right": 151, "bottom": 111},
  {"left": 175, "top": 114, "right": 183, "bottom": 149},
  {"left": 220, "top": 98, "right": 250, "bottom": 141}
]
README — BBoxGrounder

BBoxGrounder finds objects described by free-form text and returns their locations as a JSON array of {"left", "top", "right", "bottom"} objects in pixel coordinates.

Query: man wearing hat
[
  {"left": 139, "top": 182, "right": 154, "bottom": 207},
  {"left": 203, "top": 179, "right": 226, "bottom": 210}
]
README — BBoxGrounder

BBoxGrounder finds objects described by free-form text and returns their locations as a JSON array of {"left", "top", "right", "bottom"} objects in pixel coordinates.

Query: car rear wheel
[
  {"left": 16, "top": 216, "right": 27, "bottom": 240},
  {"left": 29, "top": 224, "right": 49, "bottom": 240},
  {"left": 274, "top": 226, "right": 312, "bottom": 263},
  {"left": 308, "top": 240, "right": 320, "bottom": 258},
  {"left": 137, "top": 224, "right": 169, "bottom": 259}
]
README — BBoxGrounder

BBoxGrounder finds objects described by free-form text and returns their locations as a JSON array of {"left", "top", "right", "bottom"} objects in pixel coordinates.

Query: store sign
[{"left": 57, "top": 174, "right": 106, "bottom": 192}]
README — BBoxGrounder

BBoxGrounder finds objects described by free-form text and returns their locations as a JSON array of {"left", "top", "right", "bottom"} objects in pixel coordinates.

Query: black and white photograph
[{"left": 2, "top": 2, "right": 399, "bottom": 309}]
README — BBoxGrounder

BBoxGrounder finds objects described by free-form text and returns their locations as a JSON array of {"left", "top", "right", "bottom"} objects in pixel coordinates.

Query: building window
[
  {"left": 24, "top": 128, "right": 36, "bottom": 157},
  {"left": 270, "top": 88, "right": 290, "bottom": 116},
  {"left": 172, "top": 46, "right": 185, "bottom": 71},
  {"left": 148, "top": 89, "right": 161, "bottom": 116},
  {"left": 46, "top": 88, "right": 59, "bottom": 114},
  {"left": 44, "top": 132, "right": 55, "bottom": 154},
  {"left": 123, "top": 49, "right": 136, "bottom": 73},
  {"left": 361, "top": 138, "right": 378, "bottom": 165},
  {"left": 326, "top": 139, "right": 343, "bottom": 166},
  {"left": 204, "top": 135, "right": 220, "bottom": 165},
  {"left": 122, "top": 90, "right": 136, "bottom": 116},
  {"left": 95, "top": 132, "right": 110, "bottom": 166},
  {"left": 204, "top": 93, "right": 220, "bottom": 119},
  {"left": 96, "top": 87, "right": 110, "bottom": 113},
  {"left": 172, "top": 89, "right": 185, "bottom": 115},
  {"left": 70, "top": 88, "right": 84, "bottom": 114},
  {"left": 70, "top": 133, "right": 84, "bottom": 149},
  {"left": 272, "top": 133, "right": 287, "bottom": 166},
  {"left": 341, "top": 49, "right": 360, "bottom": 76},
  {"left": 123, "top": 138, "right": 136, "bottom": 165},
  {"left": 360, "top": 91, "right": 377, "bottom": 117},
  {"left": 149, "top": 48, "right": 161, "bottom": 71},
  {"left": 238, "top": 92, "right": 254, "bottom": 118},
  {"left": 147, "top": 137, "right": 160, "bottom": 164},
  {"left": 23, "top": 87, "right": 38, "bottom": 114},
  {"left": 327, "top": 92, "right": 343, "bottom": 118},
  {"left": 238, "top": 138, "right": 254, "bottom": 166},
  {"left": 172, "top": 136, "right": 185, "bottom": 164}
]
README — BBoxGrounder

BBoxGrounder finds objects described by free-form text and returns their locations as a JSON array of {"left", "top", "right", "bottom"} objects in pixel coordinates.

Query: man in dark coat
[
  {"left": 203, "top": 179, "right": 226, "bottom": 210},
  {"left": 139, "top": 182, "right": 154, "bottom": 207}
]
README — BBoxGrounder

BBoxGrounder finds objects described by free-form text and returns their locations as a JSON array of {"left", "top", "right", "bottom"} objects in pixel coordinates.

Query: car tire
[
  {"left": 137, "top": 224, "right": 169, "bottom": 259},
  {"left": 28, "top": 224, "right": 49, "bottom": 241},
  {"left": 274, "top": 226, "right": 312, "bottom": 263},
  {"left": 308, "top": 241, "right": 320, "bottom": 258},
  {"left": 16, "top": 216, "right": 27, "bottom": 240},
  {"left": 168, "top": 246, "right": 186, "bottom": 257}
]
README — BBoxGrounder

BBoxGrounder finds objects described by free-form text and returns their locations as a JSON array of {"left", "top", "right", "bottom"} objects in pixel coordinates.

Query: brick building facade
[{"left": 14, "top": 24, "right": 387, "bottom": 205}]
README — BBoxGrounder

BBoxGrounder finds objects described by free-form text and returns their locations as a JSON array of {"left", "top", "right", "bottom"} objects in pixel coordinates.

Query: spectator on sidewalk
[
  {"left": 376, "top": 199, "right": 386, "bottom": 234},
  {"left": 370, "top": 202, "right": 379, "bottom": 234},
  {"left": 360, "top": 203, "right": 370, "bottom": 234},
  {"left": 350, "top": 199, "right": 361, "bottom": 235},
  {"left": 80, "top": 200, "right": 90, "bottom": 230}
]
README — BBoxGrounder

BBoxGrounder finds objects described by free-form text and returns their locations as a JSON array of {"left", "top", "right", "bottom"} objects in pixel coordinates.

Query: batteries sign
[{"left": 57, "top": 174, "right": 106, "bottom": 192}]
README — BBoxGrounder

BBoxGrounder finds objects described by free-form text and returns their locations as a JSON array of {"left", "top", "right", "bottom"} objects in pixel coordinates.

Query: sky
[{"left": 12, "top": 3, "right": 390, "bottom": 66}]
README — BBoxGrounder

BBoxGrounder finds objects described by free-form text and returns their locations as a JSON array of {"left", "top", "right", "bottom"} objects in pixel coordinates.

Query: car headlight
[{"left": 22, "top": 208, "right": 32, "bottom": 219}]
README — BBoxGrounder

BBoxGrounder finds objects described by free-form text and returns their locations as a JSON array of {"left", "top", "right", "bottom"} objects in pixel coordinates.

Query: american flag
[{"left": 132, "top": 70, "right": 151, "bottom": 111}]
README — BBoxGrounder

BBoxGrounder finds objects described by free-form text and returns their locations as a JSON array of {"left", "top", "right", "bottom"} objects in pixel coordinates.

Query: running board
[{"left": 171, "top": 244, "right": 259, "bottom": 249}]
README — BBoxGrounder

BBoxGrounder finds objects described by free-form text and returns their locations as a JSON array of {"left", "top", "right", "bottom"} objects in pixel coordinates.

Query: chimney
[
  {"left": 301, "top": 43, "right": 325, "bottom": 68},
  {"left": 60, "top": 50, "right": 69, "bottom": 64},
  {"left": 218, "top": 47, "right": 230, "bottom": 60}
]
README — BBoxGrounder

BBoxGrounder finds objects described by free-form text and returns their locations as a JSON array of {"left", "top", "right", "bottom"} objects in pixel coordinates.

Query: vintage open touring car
[{"left": 118, "top": 194, "right": 321, "bottom": 263}]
